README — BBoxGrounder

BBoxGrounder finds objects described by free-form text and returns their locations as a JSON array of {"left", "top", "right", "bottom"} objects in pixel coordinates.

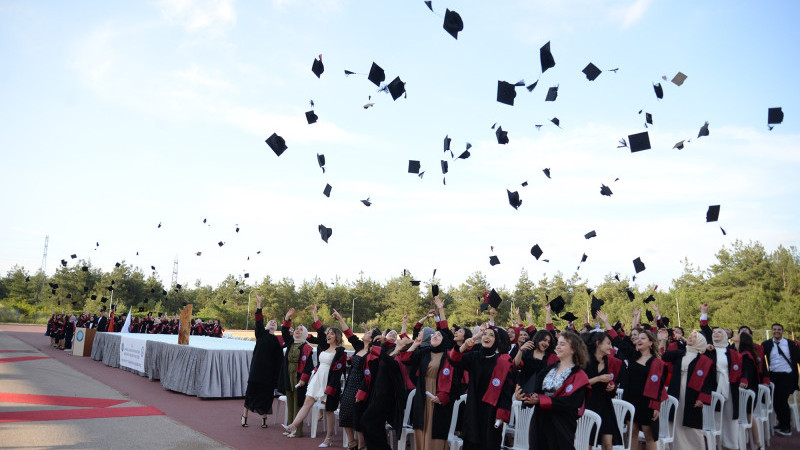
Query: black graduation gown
[
  {"left": 663, "top": 349, "right": 715, "bottom": 429},
  {"left": 244, "top": 309, "right": 284, "bottom": 414},
  {"left": 361, "top": 344, "right": 405, "bottom": 450},
  {"left": 524, "top": 363, "right": 590, "bottom": 450},
  {"left": 518, "top": 350, "right": 550, "bottom": 388},
  {"left": 403, "top": 346, "right": 455, "bottom": 439},
  {"left": 585, "top": 357, "right": 622, "bottom": 443}
]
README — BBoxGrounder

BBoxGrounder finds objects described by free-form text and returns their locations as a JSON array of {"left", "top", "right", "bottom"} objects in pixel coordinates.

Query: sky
[{"left": 1, "top": 0, "right": 799, "bottom": 292}]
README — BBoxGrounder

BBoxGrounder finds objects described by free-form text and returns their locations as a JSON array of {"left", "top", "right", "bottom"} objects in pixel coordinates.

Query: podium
[{"left": 72, "top": 327, "right": 96, "bottom": 357}]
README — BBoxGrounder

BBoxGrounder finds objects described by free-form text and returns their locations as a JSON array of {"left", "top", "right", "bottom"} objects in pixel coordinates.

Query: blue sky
[{"left": 1, "top": 0, "right": 798, "bottom": 291}]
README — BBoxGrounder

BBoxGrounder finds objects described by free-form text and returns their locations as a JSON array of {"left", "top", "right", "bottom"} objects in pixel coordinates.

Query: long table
[{"left": 91, "top": 332, "right": 255, "bottom": 398}]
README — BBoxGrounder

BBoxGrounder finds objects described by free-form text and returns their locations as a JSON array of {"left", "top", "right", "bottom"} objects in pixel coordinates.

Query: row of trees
[{"left": 1, "top": 240, "right": 798, "bottom": 334}]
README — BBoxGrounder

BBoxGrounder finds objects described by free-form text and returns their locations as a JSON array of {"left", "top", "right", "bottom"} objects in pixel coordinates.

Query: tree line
[{"left": 1, "top": 240, "right": 798, "bottom": 334}]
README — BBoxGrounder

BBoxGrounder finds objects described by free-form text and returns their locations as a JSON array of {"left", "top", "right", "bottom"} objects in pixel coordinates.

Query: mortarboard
[
  {"left": 497, "top": 81, "right": 517, "bottom": 105},
  {"left": 71, "top": 301, "right": 77, "bottom": 306},
  {"left": 81, "top": 266, "right": 88, "bottom": 271},
  {"left": 368, "top": 62, "right": 385, "bottom": 86},
  {"left": 71, "top": 254, "right": 77, "bottom": 259},
  {"left": 625, "top": 288, "right": 635, "bottom": 301},
  {"left": 151, "top": 265, "right": 156, "bottom": 271},
  {"left": 698, "top": 121, "right": 710, "bottom": 138},
  {"left": 600, "top": 184, "right": 613, "bottom": 196},
  {"left": 584, "top": 230, "right": 597, "bottom": 239},
  {"left": 531, "top": 244, "right": 543, "bottom": 260},
  {"left": 408, "top": 160, "right": 421, "bottom": 174},
  {"left": 582, "top": 63, "right": 601, "bottom": 81},
  {"left": 545, "top": 86, "right": 558, "bottom": 102},
  {"left": 591, "top": 296, "right": 604, "bottom": 311},
  {"left": 61, "top": 259, "right": 67, "bottom": 267},
  {"left": 487, "top": 289, "right": 502, "bottom": 309},
  {"left": 115, "top": 262, "right": 121, "bottom": 268},
  {"left": 236, "top": 225, "right": 240, "bottom": 233},
  {"left": 26, "top": 276, "right": 30, "bottom": 282},
  {"left": 645, "top": 310, "right": 654, "bottom": 323},
  {"left": 441, "top": 160, "right": 448, "bottom": 175},
  {"left": 265, "top": 133, "right": 287, "bottom": 156},
  {"left": 101, "top": 297, "right": 108, "bottom": 303},
  {"left": 521, "top": 181, "right": 528, "bottom": 187},
  {"left": 643, "top": 294, "right": 655, "bottom": 304},
  {"left": 323, "top": 183, "right": 332, "bottom": 197},
  {"left": 551, "top": 117, "right": 560, "bottom": 127},
  {"left": 526, "top": 80, "right": 538, "bottom": 92},
  {"left": 720, "top": 227, "right": 727, "bottom": 236},
  {"left": 443, "top": 9, "right": 463, "bottom": 39},
  {"left": 543, "top": 168, "right": 551, "bottom": 179},
  {"left": 244, "top": 273, "right": 249, "bottom": 278},
  {"left": 66, "top": 293, "right": 72, "bottom": 299},
  {"left": 361, "top": 197, "right": 372, "bottom": 207},
  {"left": 653, "top": 83, "right": 663, "bottom": 99},
  {"left": 318, "top": 224, "right": 333, "bottom": 243},
  {"left": 107, "top": 286, "right": 114, "bottom": 292},
  {"left": 218, "top": 241, "right": 224, "bottom": 247},
  {"left": 305, "top": 110, "right": 318, "bottom": 124},
  {"left": 239, "top": 289, "right": 244, "bottom": 294},
  {"left": 457, "top": 149, "right": 470, "bottom": 159},
  {"left": 163, "top": 289, "right": 168, "bottom": 295},
  {"left": 411, "top": 280, "right": 421, "bottom": 286},
  {"left": 100, "top": 306, "right": 106, "bottom": 312},
  {"left": 662, "top": 316, "right": 671, "bottom": 327},
  {"left": 495, "top": 126, "right": 509, "bottom": 144},
  {"left": 387, "top": 77, "right": 406, "bottom": 100},
  {"left": 432, "top": 284, "right": 439, "bottom": 296},
  {"left": 768, "top": 107, "right": 784, "bottom": 128},
  {"left": 317, "top": 153, "right": 326, "bottom": 172},
  {"left": 633, "top": 257, "right": 646, "bottom": 274},
  {"left": 549, "top": 296, "right": 565, "bottom": 314},
  {"left": 628, "top": 131, "right": 651, "bottom": 152},
  {"left": 645, "top": 113, "right": 653, "bottom": 126},
  {"left": 311, "top": 57, "right": 324, "bottom": 78},
  {"left": 706, "top": 205, "right": 720, "bottom": 222},
  {"left": 181, "top": 302, "right": 188, "bottom": 307},
  {"left": 222, "top": 300, "right": 227, "bottom": 305},
  {"left": 507, "top": 190, "right": 522, "bottom": 210},
  {"left": 91, "top": 295, "right": 97, "bottom": 300},
  {"left": 49, "top": 282, "right": 58, "bottom": 289},
  {"left": 561, "top": 312, "right": 578, "bottom": 322},
  {"left": 489, "top": 255, "right": 500, "bottom": 266},
  {"left": 540, "top": 41, "right": 555, "bottom": 73},
  {"left": 581, "top": 253, "right": 588, "bottom": 263},
  {"left": 673, "top": 140, "right": 685, "bottom": 150},
  {"left": 443, "top": 135, "right": 451, "bottom": 152},
  {"left": 671, "top": 72, "right": 687, "bottom": 86}
]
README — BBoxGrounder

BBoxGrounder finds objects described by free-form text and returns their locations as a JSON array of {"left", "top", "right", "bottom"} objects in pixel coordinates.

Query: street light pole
[{"left": 351, "top": 297, "right": 357, "bottom": 329}]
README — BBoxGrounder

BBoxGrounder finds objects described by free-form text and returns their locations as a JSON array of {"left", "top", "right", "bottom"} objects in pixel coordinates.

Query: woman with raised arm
[
  {"left": 278, "top": 306, "right": 315, "bottom": 438},
  {"left": 516, "top": 330, "right": 591, "bottom": 450},
  {"left": 282, "top": 305, "right": 347, "bottom": 447},
  {"left": 582, "top": 328, "right": 623, "bottom": 450},
  {"left": 241, "top": 293, "right": 284, "bottom": 428}
]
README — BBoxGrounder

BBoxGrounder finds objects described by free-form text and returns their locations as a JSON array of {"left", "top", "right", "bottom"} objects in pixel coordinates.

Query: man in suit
[
  {"left": 96, "top": 310, "right": 108, "bottom": 332},
  {"left": 762, "top": 322, "right": 800, "bottom": 436}
]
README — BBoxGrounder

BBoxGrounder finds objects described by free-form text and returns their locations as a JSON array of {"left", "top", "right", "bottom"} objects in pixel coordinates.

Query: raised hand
[
  {"left": 402, "top": 312, "right": 409, "bottom": 325},
  {"left": 699, "top": 302, "right": 708, "bottom": 314},
  {"left": 285, "top": 307, "right": 295, "bottom": 320},
  {"left": 332, "top": 309, "right": 342, "bottom": 321},
  {"left": 309, "top": 304, "right": 318, "bottom": 314},
  {"left": 521, "top": 341, "right": 535, "bottom": 351},
  {"left": 434, "top": 296, "right": 443, "bottom": 310},
  {"left": 255, "top": 292, "right": 263, "bottom": 308},
  {"left": 544, "top": 303, "right": 551, "bottom": 312},
  {"left": 595, "top": 310, "right": 609, "bottom": 324}
]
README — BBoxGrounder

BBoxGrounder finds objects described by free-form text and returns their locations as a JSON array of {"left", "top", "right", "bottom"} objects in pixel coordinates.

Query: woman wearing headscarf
[
  {"left": 663, "top": 327, "right": 715, "bottom": 449},
  {"left": 449, "top": 326, "right": 514, "bottom": 450},
  {"left": 278, "top": 307, "right": 315, "bottom": 438},
  {"left": 241, "top": 293, "right": 284, "bottom": 428}
]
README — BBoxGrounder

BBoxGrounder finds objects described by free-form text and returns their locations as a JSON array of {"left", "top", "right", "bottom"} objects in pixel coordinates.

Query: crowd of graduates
[{"left": 241, "top": 288, "right": 800, "bottom": 450}]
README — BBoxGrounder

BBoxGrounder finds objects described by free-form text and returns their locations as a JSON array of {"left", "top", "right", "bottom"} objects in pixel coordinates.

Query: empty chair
[
  {"left": 501, "top": 400, "right": 522, "bottom": 448},
  {"left": 754, "top": 385, "right": 771, "bottom": 448},
  {"left": 615, "top": 388, "right": 624, "bottom": 400},
  {"left": 574, "top": 410, "right": 601, "bottom": 450},
  {"left": 612, "top": 399, "right": 635, "bottom": 450},
  {"left": 702, "top": 391, "right": 724, "bottom": 450},
  {"left": 737, "top": 387, "right": 756, "bottom": 450},
  {"left": 790, "top": 390, "right": 800, "bottom": 432},
  {"left": 657, "top": 395, "right": 678, "bottom": 450},
  {"left": 396, "top": 388, "right": 416, "bottom": 450},
  {"left": 507, "top": 406, "right": 535, "bottom": 450},
  {"left": 446, "top": 394, "right": 467, "bottom": 450}
]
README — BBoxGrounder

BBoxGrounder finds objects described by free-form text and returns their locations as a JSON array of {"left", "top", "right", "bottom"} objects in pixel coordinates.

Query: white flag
[{"left": 120, "top": 306, "right": 133, "bottom": 333}]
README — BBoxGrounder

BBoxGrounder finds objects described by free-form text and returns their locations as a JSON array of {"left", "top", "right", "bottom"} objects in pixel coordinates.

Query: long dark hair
[
  {"left": 739, "top": 331, "right": 755, "bottom": 357},
  {"left": 532, "top": 330, "right": 554, "bottom": 353},
  {"left": 583, "top": 331, "right": 611, "bottom": 363}
]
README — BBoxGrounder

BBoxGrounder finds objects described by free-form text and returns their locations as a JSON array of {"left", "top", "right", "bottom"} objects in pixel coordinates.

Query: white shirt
[{"left": 769, "top": 338, "right": 792, "bottom": 373}]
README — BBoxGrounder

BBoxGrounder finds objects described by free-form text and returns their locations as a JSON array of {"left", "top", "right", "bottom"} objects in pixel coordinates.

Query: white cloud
[
  {"left": 615, "top": 0, "right": 653, "bottom": 29},
  {"left": 154, "top": 0, "right": 236, "bottom": 33}
]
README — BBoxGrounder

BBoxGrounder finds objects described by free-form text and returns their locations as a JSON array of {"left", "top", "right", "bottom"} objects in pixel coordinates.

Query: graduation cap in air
[
  {"left": 218, "top": 241, "right": 225, "bottom": 247},
  {"left": 238, "top": 289, "right": 244, "bottom": 294},
  {"left": 561, "top": 312, "right": 578, "bottom": 322},
  {"left": 265, "top": 133, "right": 287, "bottom": 156},
  {"left": 581, "top": 253, "right": 588, "bottom": 263},
  {"left": 582, "top": 63, "right": 601, "bottom": 81},
  {"left": 643, "top": 294, "right": 656, "bottom": 304},
  {"left": 673, "top": 140, "right": 685, "bottom": 150},
  {"left": 70, "top": 254, "right": 77, "bottom": 259},
  {"left": 26, "top": 276, "right": 30, "bottom": 282},
  {"left": 441, "top": 160, "right": 448, "bottom": 175},
  {"left": 543, "top": 168, "right": 551, "bottom": 179},
  {"left": 244, "top": 273, "right": 250, "bottom": 279},
  {"left": 410, "top": 280, "right": 421, "bottom": 287},
  {"left": 661, "top": 316, "right": 671, "bottom": 327},
  {"left": 305, "top": 110, "right": 318, "bottom": 124},
  {"left": 222, "top": 300, "right": 227, "bottom": 305},
  {"left": 545, "top": 86, "right": 558, "bottom": 102},
  {"left": 497, "top": 81, "right": 517, "bottom": 106},
  {"left": 633, "top": 257, "right": 646, "bottom": 274},
  {"left": 101, "top": 297, "right": 108, "bottom": 303},
  {"left": 432, "top": 284, "right": 439, "bottom": 296},
  {"left": 151, "top": 265, "right": 156, "bottom": 271},
  {"left": 106, "top": 286, "right": 114, "bottom": 292},
  {"left": 671, "top": 72, "right": 687, "bottom": 86},
  {"left": 585, "top": 230, "right": 597, "bottom": 239},
  {"left": 645, "top": 310, "right": 654, "bottom": 323},
  {"left": 157, "top": 223, "right": 161, "bottom": 229},
  {"left": 361, "top": 197, "right": 372, "bottom": 207},
  {"left": 323, "top": 183, "right": 332, "bottom": 198},
  {"left": 80, "top": 265, "right": 88, "bottom": 272},
  {"left": 531, "top": 244, "right": 543, "bottom": 260},
  {"left": 66, "top": 293, "right": 72, "bottom": 299},
  {"left": 387, "top": 77, "right": 406, "bottom": 100},
  {"left": 443, "top": 9, "right": 463, "bottom": 39},
  {"left": 495, "top": 126, "right": 509, "bottom": 144},
  {"left": 526, "top": 80, "right": 538, "bottom": 92},
  {"left": 181, "top": 301, "right": 188, "bottom": 307},
  {"left": 100, "top": 306, "right": 106, "bottom": 312},
  {"left": 551, "top": 117, "right": 560, "bottom": 127},
  {"left": 91, "top": 295, "right": 97, "bottom": 300},
  {"left": 521, "top": 181, "right": 528, "bottom": 187},
  {"left": 600, "top": 184, "right": 613, "bottom": 196},
  {"left": 368, "top": 62, "right": 385, "bottom": 86},
  {"left": 318, "top": 224, "right": 333, "bottom": 243},
  {"left": 311, "top": 56, "right": 324, "bottom": 78},
  {"left": 175, "top": 284, "right": 182, "bottom": 290},
  {"left": 645, "top": 113, "right": 653, "bottom": 126},
  {"left": 443, "top": 135, "right": 451, "bottom": 152},
  {"left": 61, "top": 259, "right": 67, "bottom": 267},
  {"left": 628, "top": 131, "right": 651, "bottom": 152},
  {"left": 457, "top": 149, "right": 470, "bottom": 159},
  {"left": 653, "top": 83, "right": 663, "bottom": 99},
  {"left": 548, "top": 295, "right": 565, "bottom": 314},
  {"left": 408, "top": 160, "right": 421, "bottom": 174},
  {"left": 768, "top": 107, "right": 784, "bottom": 129},
  {"left": 49, "top": 282, "right": 58, "bottom": 289},
  {"left": 698, "top": 121, "right": 710, "bottom": 138},
  {"left": 489, "top": 255, "right": 501, "bottom": 266},
  {"left": 115, "top": 262, "right": 121, "bottom": 268},
  {"left": 51, "top": 289, "right": 56, "bottom": 295},
  {"left": 625, "top": 288, "right": 635, "bottom": 301},
  {"left": 71, "top": 301, "right": 77, "bottom": 306},
  {"left": 487, "top": 289, "right": 502, "bottom": 308},
  {"left": 507, "top": 190, "right": 522, "bottom": 210},
  {"left": 706, "top": 205, "right": 720, "bottom": 222},
  {"left": 540, "top": 41, "right": 555, "bottom": 73},
  {"left": 317, "top": 153, "right": 326, "bottom": 173},
  {"left": 138, "top": 307, "right": 145, "bottom": 313}
]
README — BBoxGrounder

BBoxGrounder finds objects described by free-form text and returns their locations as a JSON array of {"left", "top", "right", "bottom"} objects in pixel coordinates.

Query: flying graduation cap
[
  {"left": 590, "top": 296, "right": 604, "bottom": 318},
  {"left": 627, "top": 131, "right": 651, "bottom": 152},
  {"left": 305, "top": 110, "right": 318, "bottom": 124},
  {"left": 540, "top": 41, "right": 555, "bottom": 73},
  {"left": 311, "top": 56, "right": 324, "bottom": 78},
  {"left": 361, "top": 197, "right": 372, "bottom": 207},
  {"left": 531, "top": 244, "right": 543, "bottom": 260},
  {"left": 408, "top": 160, "right": 421, "bottom": 174},
  {"left": 768, "top": 107, "right": 784, "bottom": 130},
  {"left": 495, "top": 126, "right": 509, "bottom": 144},
  {"left": 442, "top": 9, "right": 464, "bottom": 39},
  {"left": 265, "top": 133, "right": 287, "bottom": 156},
  {"left": 507, "top": 190, "right": 522, "bottom": 210},
  {"left": 561, "top": 312, "right": 578, "bottom": 322},
  {"left": 584, "top": 230, "right": 597, "bottom": 239},
  {"left": 489, "top": 255, "right": 500, "bottom": 266},
  {"left": 323, "top": 183, "right": 332, "bottom": 198},
  {"left": 543, "top": 168, "right": 551, "bottom": 179},
  {"left": 697, "top": 121, "right": 710, "bottom": 138},
  {"left": 497, "top": 81, "right": 517, "bottom": 106},
  {"left": 548, "top": 295, "right": 565, "bottom": 314},
  {"left": 582, "top": 63, "right": 601, "bottom": 81},
  {"left": 367, "top": 62, "right": 386, "bottom": 86},
  {"left": 480, "top": 289, "right": 502, "bottom": 311},
  {"left": 387, "top": 77, "right": 406, "bottom": 100},
  {"left": 318, "top": 224, "right": 333, "bottom": 243},
  {"left": 706, "top": 205, "right": 720, "bottom": 222},
  {"left": 633, "top": 257, "right": 646, "bottom": 274},
  {"left": 545, "top": 86, "right": 558, "bottom": 102},
  {"left": 671, "top": 72, "right": 687, "bottom": 86},
  {"left": 600, "top": 184, "right": 613, "bottom": 196},
  {"left": 653, "top": 83, "right": 663, "bottom": 99},
  {"left": 317, "top": 154, "right": 326, "bottom": 173}
]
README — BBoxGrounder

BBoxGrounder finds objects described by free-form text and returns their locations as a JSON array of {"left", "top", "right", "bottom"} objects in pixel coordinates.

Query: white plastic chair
[
  {"left": 396, "top": 388, "right": 416, "bottom": 450},
  {"left": 507, "top": 405, "right": 535, "bottom": 450},
  {"left": 754, "top": 385, "right": 770, "bottom": 448},
  {"left": 702, "top": 391, "right": 724, "bottom": 450},
  {"left": 501, "top": 400, "right": 522, "bottom": 448},
  {"left": 658, "top": 395, "right": 679, "bottom": 450},
  {"left": 611, "top": 399, "right": 635, "bottom": 450},
  {"left": 790, "top": 390, "right": 800, "bottom": 432},
  {"left": 769, "top": 381, "right": 777, "bottom": 432},
  {"left": 276, "top": 395, "right": 288, "bottom": 425},
  {"left": 574, "top": 409, "right": 601, "bottom": 450},
  {"left": 446, "top": 394, "right": 467, "bottom": 450},
  {"left": 310, "top": 400, "right": 326, "bottom": 438},
  {"left": 737, "top": 387, "right": 756, "bottom": 450},
  {"left": 615, "top": 388, "right": 624, "bottom": 400}
]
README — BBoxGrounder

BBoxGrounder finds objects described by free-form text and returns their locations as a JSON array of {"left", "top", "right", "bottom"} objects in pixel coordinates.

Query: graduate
[
  {"left": 582, "top": 328, "right": 622, "bottom": 450},
  {"left": 357, "top": 333, "right": 407, "bottom": 450},
  {"left": 278, "top": 307, "right": 315, "bottom": 438},
  {"left": 241, "top": 293, "right": 284, "bottom": 428}
]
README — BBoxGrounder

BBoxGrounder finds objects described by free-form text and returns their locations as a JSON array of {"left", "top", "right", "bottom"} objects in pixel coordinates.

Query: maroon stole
[
  {"left": 435, "top": 356, "right": 455, "bottom": 405},
  {"left": 538, "top": 369, "right": 591, "bottom": 415},
  {"left": 481, "top": 354, "right": 513, "bottom": 422},
  {"left": 546, "top": 352, "right": 560, "bottom": 366},
  {"left": 606, "top": 355, "right": 623, "bottom": 385},
  {"left": 728, "top": 349, "right": 743, "bottom": 384},
  {"left": 740, "top": 351, "right": 755, "bottom": 387},
  {"left": 324, "top": 349, "right": 348, "bottom": 396},
  {"left": 297, "top": 344, "right": 314, "bottom": 383},
  {"left": 642, "top": 358, "right": 667, "bottom": 410},
  {"left": 356, "top": 345, "right": 383, "bottom": 401},
  {"left": 687, "top": 354, "right": 713, "bottom": 404}
]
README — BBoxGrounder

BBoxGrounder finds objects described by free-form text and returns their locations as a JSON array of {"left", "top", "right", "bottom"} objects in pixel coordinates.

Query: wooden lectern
[{"left": 72, "top": 327, "right": 96, "bottom": 357}]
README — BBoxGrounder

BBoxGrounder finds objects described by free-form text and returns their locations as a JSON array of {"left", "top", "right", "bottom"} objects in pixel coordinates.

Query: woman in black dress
[
  {"left": 622, "top": 329, "right": 666, "bottom": 450},
  {"left": 582, "top": 330, "right": 622, "bottom": 450},
  {"left": 514, "top": 329, "right": 555, "bottom": 387},
  {"left": 242, "top": 293, "right": 284, "bottom": 428}
]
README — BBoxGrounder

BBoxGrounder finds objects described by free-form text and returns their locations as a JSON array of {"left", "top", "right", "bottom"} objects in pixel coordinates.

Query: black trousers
[{"left": 770, "top": 371, "right": 795, "bottom": 430}]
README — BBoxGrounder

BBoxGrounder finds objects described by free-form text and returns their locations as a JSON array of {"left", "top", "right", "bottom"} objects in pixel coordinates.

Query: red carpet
[
  {"left": 0, "top": 406, "right": 165, "bottom": 423},
  {"left": 0, "top": 356, "right": 51, "bottom": 363},
  {"left": 0, "top": 392, "right": 128, "bottom": 408},
  {"left": 0, "top": 349, "right": 36, "bottom": 352}
]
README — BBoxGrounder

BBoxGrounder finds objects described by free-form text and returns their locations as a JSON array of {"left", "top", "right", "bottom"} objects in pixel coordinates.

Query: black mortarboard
[
  {"left": 653, "top": 83, "right": 663, "bottom": 99},
  {"left": 487, "top": 289, "right": 502, "bottom": 309},
  {"left": 181, "top": 301, "right": 188, "bottom": 307},
  {"left": 645, "top": 113, "right": 653, "bottom": 126},
  {"left": 218, "top": 241, "right": 224, "bottom": 247},
  {"left": 495, "top": 127, "right": 509, "bottom": 144},
  {"left": 545, "top": 86, "right": 558, "bottom": 102},
  {"left": 561, "top": 312, "right": 578, "bottom": 322},
  {"left": 408, "top": 160, "right": 421, "bottom": 174},
  {"left": 720, "top": 227, "right": 727, "bottom": 236},
  {"left": 591, "top": 296, "right": 604, "bottom": 311},
  {"left": 61, "top": 259, "right": 67, "bottom": 267},
  {"left": 628, "top": 131, "right": 651, "bottom": 152},
  {"left": 424, "top": 1, "right": 432, "bottom": 11},
  {"left": 581, "top": 253, "right": 588, "bottom": 263},
  {"left": 671, "top": 72, "right": 687, "bottom": 86},
  {"left": 551, "top": 117, "right": 560, "bottom": 127},
  {"left": 175, "top": 283, "right": 182, "bottom": 290},
  {"left": 698, "top": 121, "right": 710, "bottom": 138},
  {"left": 673, "top": 140, "right": 685, "bottom": 150},
  {"left": 101, "top": 297, "right": 108, "bottom": 303},
  {"left": 411, "top": 280, "right": 421, "bottom": 286},
  {"left": 323, "top": 183, "right": 332, "bottom": 197},
  {"left": 318, "top": 224, "right": 333, "bottom": 243},
  {"left": 661, "top": 316, "right": 671, "bottom": 327},
  {"left": 443, "top": 9, "right": 463, "bottom": 39},
  {"left": 305, "top": 110, "right": 318, "bottom": 124},
  {"left": 244, "top": 273, "right": 249, "bottom": 278},
  {"left": 151, "top": 265, "right": 156, "bottom": 271},
  {"left": 633, "top": 257, "right": 646, "bottom": 273},
  {"left": 489, "top": 255, "right": 500, "bottom": 266},
  {"left": 115, "top": 262, "right": 121, "bottom": 268},
  {"left": 706, "top": 205, "right": 720, "bottom": 222},
  {"left": 497, "top": 81, "right": 517, "bottom": 106},
  {"left": 317, "top": 153, "right": 325, "bottom": 172},
  {"left": 239, "top": 289, "right": 244, "bottom": 294},
  {"left": 26, "top": 276, "right": 30, "bottom": 282},
  {"left": 526, "top": 80, "right": 538, "bottom": 92},
  {"left": 222, "top": 300, "right": 227, "bottom": 305},
  {"left": 432, "top": 285, "right": 439, "bottom": 296},
  {"left": 643, "top": 294, "right": 655, "bottom": 304},
  {"left": 521, "top": 181, "right": 528, "bottom": 187},
  {"left": 645, "top": 310, "right": 654, "bottom": 322},
  {"left": 139, "top": 307, "right": 145, "bottom": 312},
  {"left": 549, "top": 296, "right": 565, "bottom": 314},
  {"left": 600, "top": 184, "right": 613, "bottom": 196},
  {"left": 625, "top": 288, "right": 635, "bottom": 301},
  {"left": 368, "top": 62, "right": 385, "bottom": 86},
  {"left": 531, "top": 244, "right": 543, "bottom": 260},
  {"left": 91, "top": 295, "right": 97, "bottom": 300},
  {"left": 107, "top": 286, "right": 114, "bottom": 292},
  {"left": 265, "top": 133, "right": 287, "bottom": 156},
  {"left": 543, "top": 168, "right": 551, "bottom": 178},
  {"left": 507, "top": 190, "right": 522, "bottom": 210},
  {"left": 311, "top": 57, "right": 324, "bottom": 78},
  {"left": 361, "top": 197, "right": 372, "bottom": 207},
  {"left": 66, "top": 293, "right": 72, "bottom": 299},
  {"left": 235, "top": 225, "right": 240, "bottom": 233},
  {"left": 71, "top": 301, "right": 77, "bottom": 306},
  {"left": 387, "top": 77, "right": 405, "bottom": 100},
  {"left": 100, "top": 306, "right": 106, "bottom": 312},
  {"left": 457, "top": 149, "right": 470, "bottom": 159},
  {"left": 584, "top": 230, "right": 597, "bottom": 239},
  {"left": 163, "top": 289, "right": 168, "bottom": 295},
  {"left": 768, "top": 107, "right": 784, "bottom": 126},
  {"left": 443, "top": 135, "right": 451, "bottom": 152},
  {"left": 70, "top": 254, "right": 77, "bottom": 259},
  {"left": 49, "top": 282, "right": 58, "bottom": 289},
  {"left": 81, "top": 266, "right": 88, "bottom": 271},
  {"left": 582, "top": 63, "right": 601, "bottom": 81},
  {"left": 540, "top": 41, "right": 555, "bottom": 73}
]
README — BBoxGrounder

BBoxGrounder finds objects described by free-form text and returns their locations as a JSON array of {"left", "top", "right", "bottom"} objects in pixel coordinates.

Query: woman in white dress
[{"left": 282, "top": 305, "right": 347, "bottom": 448}]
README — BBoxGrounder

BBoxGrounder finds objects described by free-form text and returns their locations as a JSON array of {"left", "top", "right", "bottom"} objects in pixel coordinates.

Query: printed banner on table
[{"left": 120, "top": 335, "right": 147, "bottom": 372}]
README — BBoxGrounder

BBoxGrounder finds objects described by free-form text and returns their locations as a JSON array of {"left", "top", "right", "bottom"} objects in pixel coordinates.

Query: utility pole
[
  {"left": 171, "top": 256, "right": 179, "bottom": 287},
  {"left": 351, "top": 297, "right": 357, "bottom": 329},
  {"left": 34, "top": 235, "right": 49, "bottom": 304}
]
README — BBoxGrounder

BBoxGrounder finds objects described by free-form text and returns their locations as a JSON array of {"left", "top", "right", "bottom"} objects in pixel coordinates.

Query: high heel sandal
[
  {"left": 261, "top": 417, "right": 268, "bottom": 428},
  {"left": 318, "top": 437, "right": 333, "bottom": 448},
  {"left": 347, "top": 442, "right": 358, "bottom": 450},
  {"left": 281, "top": 424, "right": 297, "bottom": 437},
  {"left": 241, "top": 415, "right": 248, "bottom": 427}
]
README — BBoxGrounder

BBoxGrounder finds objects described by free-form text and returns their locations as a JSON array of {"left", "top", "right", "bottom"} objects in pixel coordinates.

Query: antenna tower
[
  {"left": 34, "top": 235, "right": 49, "bottom": 303},
  {"left": 171, "top": 256, "right": 179, "bottom": 287}
]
